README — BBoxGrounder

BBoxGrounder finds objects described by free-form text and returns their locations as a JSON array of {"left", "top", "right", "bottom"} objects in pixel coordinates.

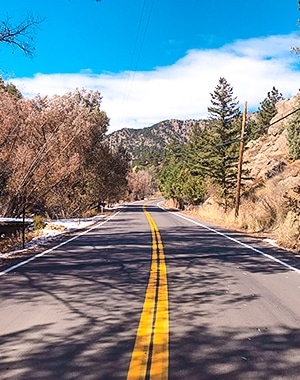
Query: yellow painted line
[
  {"left": 127, "top": 205, "right": 169, "bottom": 380},
  {"left": 150, "top": 230, "right": 169, "bottom": 380}
]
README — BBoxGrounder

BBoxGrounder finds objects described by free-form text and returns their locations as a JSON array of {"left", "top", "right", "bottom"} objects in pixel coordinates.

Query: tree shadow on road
[
  {"left": 169, "top": 324, "right": 300, "bottom": 380},
  {"left": 0, "top": 207, "right": 300, "bottom": 379}
]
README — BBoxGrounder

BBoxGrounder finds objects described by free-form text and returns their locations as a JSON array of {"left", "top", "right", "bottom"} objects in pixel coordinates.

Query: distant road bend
[{"left": 0, "top": 200, "right": 300, "bottom": 379}]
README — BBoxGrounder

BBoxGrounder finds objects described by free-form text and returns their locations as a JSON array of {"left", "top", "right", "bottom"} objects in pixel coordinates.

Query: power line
[
  {"left": 170, "top": 104, "right": 300, "bottom": 153},
  {"left": 128, "top": 1, "right": 147, "bottom": 73},
  {"left": 119, "top": 0, "right": 155, "bottom": 129},
  {"left": 256, "top": 105, "right": 300, "bottom": 133},
  {"left": 235, "top": 104, "right": 300, "bottom": 146},
  {"left": 216, "top": 104, "right": 300, "bottom": 148},
  {"left": 133, "top": 0, "right": 155, "bottom": 73}
]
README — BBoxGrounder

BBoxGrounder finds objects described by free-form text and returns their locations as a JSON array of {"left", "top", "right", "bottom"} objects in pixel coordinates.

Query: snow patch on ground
[
  {"left": 0, "top": 214, "right": 108, "bottom": 258},
  {"left": 45, "top": 216, "right": 106, "bottom": 230},
  {"left": 263, "top": 238, "right": 279, "bottom": 247},
  {"left": 0, "top": 217, "right": 33, "bottom": 223}
]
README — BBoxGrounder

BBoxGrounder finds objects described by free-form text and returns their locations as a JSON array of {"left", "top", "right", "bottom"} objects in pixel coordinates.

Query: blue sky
[{"left": 1, "top": 0, "right": 300, "bottom": 132}]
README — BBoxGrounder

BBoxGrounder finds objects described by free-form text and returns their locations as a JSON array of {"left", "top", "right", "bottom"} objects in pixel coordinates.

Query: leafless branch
[{"left": 0, "top": 13, "right": 44, "bottom": 57}]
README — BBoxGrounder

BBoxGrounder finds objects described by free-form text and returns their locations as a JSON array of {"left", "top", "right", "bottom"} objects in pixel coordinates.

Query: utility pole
[
  {"left": 235, "top": 101, "right": 247, "bottom": 219},
  {"left": 22, "top": 204, "right": 26, "bottom": 249}
]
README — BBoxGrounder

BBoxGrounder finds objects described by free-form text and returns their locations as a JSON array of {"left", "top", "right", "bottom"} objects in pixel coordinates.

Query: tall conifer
[
  {"left": 253, "top": 86, "right": 284, "bottom": 137},
  {"left": 206, "top": 77, "right": 241, "bottom": 212}
]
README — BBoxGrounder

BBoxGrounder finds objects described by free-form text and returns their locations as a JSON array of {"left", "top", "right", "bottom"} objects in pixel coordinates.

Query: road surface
[{"left": 0, "top": 201, "right": 300, "bottom": 379}]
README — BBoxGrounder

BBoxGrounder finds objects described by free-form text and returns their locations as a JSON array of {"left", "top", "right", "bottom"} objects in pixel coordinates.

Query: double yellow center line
[{"left": 127, "top": 205, "right": 169, "bottom": 380}]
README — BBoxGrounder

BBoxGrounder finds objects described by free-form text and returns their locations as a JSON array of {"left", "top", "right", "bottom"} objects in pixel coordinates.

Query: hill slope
[
  {"left": 244, "top": 95, "right": 300, "bottom": 190},
  {"left": 108, "top": 119, "right": 203, "bottom": 161},
  {"left": 190, "top": 94, "right": 300, "bottom": 250}
]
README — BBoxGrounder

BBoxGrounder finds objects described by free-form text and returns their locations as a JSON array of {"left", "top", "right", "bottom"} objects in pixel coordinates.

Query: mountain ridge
[{"left": 108, "top": 119, "right": 204, "bottom": 161}]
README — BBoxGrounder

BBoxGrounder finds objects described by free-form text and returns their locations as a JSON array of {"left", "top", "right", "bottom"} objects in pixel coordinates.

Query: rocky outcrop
[{"left": 244, "top": 95, "right": 300, "bottom": 189}]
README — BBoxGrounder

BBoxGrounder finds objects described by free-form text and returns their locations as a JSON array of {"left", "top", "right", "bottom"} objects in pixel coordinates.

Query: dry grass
[
  {"left": 163, "top": 199, "right": 181, "bottom": 211},
  {"left": 0, "top": 230, "right": 43, "bottom": 255},
  {"left": 180, "top": 179, "right": 299, "bottom": 252}
]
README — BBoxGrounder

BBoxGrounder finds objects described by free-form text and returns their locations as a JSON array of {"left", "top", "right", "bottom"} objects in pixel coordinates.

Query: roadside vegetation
[
  {"left": 1, "top": 75, "right": 299, "bottom": 254},
  {"left": 0, "top": 7, "right": 299, "bottom": 254},
  {"left": 159, "top": 78, "right": 300, "bottom": 252},
  {"left": 0, "top": 79, "right": 130, "bottom": 220}
]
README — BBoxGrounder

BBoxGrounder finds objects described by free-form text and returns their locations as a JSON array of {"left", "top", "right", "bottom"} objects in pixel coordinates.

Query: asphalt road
[{"left": 0, "top": 201, "right": 300, "bottom": 380}]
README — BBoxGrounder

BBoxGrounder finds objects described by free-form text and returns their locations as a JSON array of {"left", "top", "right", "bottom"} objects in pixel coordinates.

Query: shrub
[{"left": 33, "top": 215, "right": 46, "bottom": 230}]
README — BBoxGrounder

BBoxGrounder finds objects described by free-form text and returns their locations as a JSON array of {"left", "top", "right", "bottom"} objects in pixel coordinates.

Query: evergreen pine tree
[
  {"left": 159, "top": 138, "right": 206, "bottom": 208},
  {"left": 252, "top": 86, "right": 284, "bottom": 138},
  {"left": 0, "top": 77, "right": 22, "bottom": 98},
  {"left": 185, "top": 122, "right": 211, "bottom": 176},
  {"left": 159, "top": 139, "right": 185, "bottom": 208},
  {"left": 206, "top": 77, "right": 241, "bottom": 212}
]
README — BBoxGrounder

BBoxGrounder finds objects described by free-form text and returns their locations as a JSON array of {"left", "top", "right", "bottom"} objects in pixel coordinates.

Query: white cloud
[{"left": 11, "top": 33, "right": 300, "bottom": 133}]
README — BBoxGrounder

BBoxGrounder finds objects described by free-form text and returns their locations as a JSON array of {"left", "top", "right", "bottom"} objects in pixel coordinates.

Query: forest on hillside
[
  {"left": 0, "top": 73, "right": 300, "bottom": 252},
  {"left": 157, "top": 78, "right": 300, "bottom": 251},
  {"left": 126, "top": 78, "right": 300, "bottom": 251}
]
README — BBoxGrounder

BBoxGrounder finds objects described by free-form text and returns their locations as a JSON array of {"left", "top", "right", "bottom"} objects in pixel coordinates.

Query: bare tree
[
  {"left": 127, "top": 169, "right": 153, "bottom": 200},
  {"left": 0, "top": 86, "right": 131, "bottom": 218},
  {"left": 0, "top": 13, "right": 43, "bottom": 57}
]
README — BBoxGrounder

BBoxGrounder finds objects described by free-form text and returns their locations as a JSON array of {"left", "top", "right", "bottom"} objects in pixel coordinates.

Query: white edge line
[
  {"left": 0, "top": 211, "right": 121, "bottom": 277},
  {"left": 157, "top": 202, "right": 300, "bottom": 275}
]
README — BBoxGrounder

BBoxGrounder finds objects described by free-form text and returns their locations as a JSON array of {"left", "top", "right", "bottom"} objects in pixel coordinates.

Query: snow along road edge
[{"left": 0, "top": 211, "right": 120, "bottom": 277}]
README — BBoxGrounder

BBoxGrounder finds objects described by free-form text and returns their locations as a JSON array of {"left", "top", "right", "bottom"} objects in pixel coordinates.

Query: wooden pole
[
  {"left": 22, "top": 205, "right": 25, "bottom": 249},
  {"left": 235, "top": 101, "right": 247, "bottom": 219}
]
